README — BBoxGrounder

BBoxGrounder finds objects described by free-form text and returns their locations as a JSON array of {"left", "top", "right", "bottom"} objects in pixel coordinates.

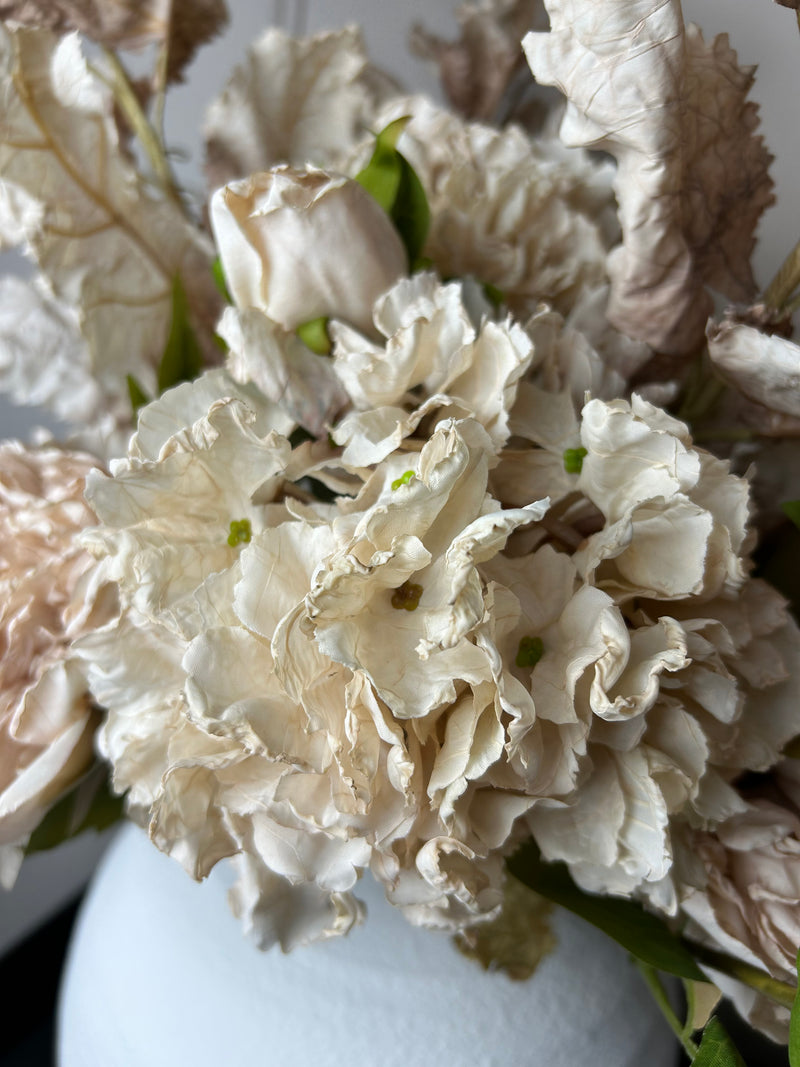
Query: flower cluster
[{"left": 1, "top": 0, "right": 800, "bottom": 1051}]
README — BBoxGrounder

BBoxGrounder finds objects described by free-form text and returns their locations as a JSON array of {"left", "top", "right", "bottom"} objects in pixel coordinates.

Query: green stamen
[
  {"left": 516, "top": 635, "right": 544, "bottom": 669},
  {"left": 391, "top": 581, "right": 423, "bottom": 611},
  {"left": 227, "top": 518, "right": 252, "bottom": 547},
  {"left": 563, "top": 447, "right": 588, "bottom": 474},
  {"left": 391, "top": 469, "right": 415, "bottom": 491}
]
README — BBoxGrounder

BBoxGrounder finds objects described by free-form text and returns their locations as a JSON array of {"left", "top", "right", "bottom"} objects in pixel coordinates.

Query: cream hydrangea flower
[
  {"left": 486, "top": 391, "right": 800, "bottom": 905},
  {"left": 525, "top": 575, "right": 800, "bottom": 903},
  {"left": 0, "top": 442, "right": 115, "bottom": 886},
  {"left": 573, "top": 396, "right": 750, "bottom": 602},
  {"left": 494, "top": 392, "right": 751, "bottom": 604},
  {"left": 80, "top": 372, "right": 559, "bottom": 946},
  {"left": 330, "top": 272, "right": 535, "bottom": 466}
]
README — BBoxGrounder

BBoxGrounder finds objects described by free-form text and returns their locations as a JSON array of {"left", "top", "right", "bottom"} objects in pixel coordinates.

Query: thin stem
[
  {"left": 763, "top": 233, "right": 800, "bottom": 313},
  {"left": 152, "top": 0, "right": 173, "bottom": 148},
  {"left": 636, "top": 962, "right": 698, "bottom": 1060},
  {"left": 101, "top": 49, "right": 185, "bottom": 214}
]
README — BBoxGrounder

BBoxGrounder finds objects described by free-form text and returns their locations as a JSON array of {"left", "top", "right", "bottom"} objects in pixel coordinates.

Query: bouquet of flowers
[{"left": 3, "top": 1, "right": 800, "bottom": 1061}]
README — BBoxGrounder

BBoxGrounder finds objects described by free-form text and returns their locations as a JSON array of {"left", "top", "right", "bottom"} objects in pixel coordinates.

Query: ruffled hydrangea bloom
[
  {"left": 0, "top": 442, "right": 115, "bottom": 885},
  {"left": 79, "top": 340, "right": 800, "bottom": 964},
  {"left": 79, "top": 372, "right": 556, "bottom": 946}
]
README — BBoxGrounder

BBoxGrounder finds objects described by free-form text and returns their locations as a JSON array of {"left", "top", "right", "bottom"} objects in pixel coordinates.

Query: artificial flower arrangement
[{"left": 2, "top": 0, "right": 800, "bottom": 1061}]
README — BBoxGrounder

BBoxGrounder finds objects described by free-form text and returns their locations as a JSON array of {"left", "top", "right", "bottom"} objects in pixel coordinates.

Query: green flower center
[
  {"left": 563, "top": 447, "right": 588, "bottom": 474},
  {"left": 391, "top": 581, "right": 424, "bottom": 611},
  {"left": 516, "top": 635, "right": 544, "bottom": 669},
  {"left": 227, "top": 518, "right": 252, "bottom": 547}
]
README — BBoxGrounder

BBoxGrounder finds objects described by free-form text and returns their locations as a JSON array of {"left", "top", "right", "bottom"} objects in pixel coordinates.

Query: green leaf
[
  {"left": 25, "top": 763, "right": 125, "bottom": 856},
  {"left": 296, "top": 316, "right": 332, "bottom": 356},
  {"left": 507, "top": 841, "right": 706, "bottom": 981},
  {"left": 126, "top": 373, "right": 150, "bottom": 415},
  {"left": 790, "top": 948, "right": 800, "bottom": 1067},
  {"left": 355, "top": 117, "right": 431, "bottom": 267},
  {"left": 693, "top": 1017, "right": 747, "bottom": 1067},
  {"left": 783, "top": 501, "right": 800, "bottom": 531},
  {"left": 157, "top": 275, "right": 203, "bottom": 394},
  {"left": 212, "top": 256, "right": 232, "bottom": 303}
]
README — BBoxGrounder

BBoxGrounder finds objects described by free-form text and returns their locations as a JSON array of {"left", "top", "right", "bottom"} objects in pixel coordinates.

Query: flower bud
[{"left": 210, "top": 166, "right": 407, "bottom": 333}]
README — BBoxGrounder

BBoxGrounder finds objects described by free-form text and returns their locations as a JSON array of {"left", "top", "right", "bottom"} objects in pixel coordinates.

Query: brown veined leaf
[
  {"left": 524, "top": 0, "right": 774, "bottom": 357},
  {"left": 0, "top": 27, "right": 220, "bottom": 431}
]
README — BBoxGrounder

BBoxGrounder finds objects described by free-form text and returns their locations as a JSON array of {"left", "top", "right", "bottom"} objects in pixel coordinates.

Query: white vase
[{"left": 58, "top": 823, "right": 677, "bottom": 1067}]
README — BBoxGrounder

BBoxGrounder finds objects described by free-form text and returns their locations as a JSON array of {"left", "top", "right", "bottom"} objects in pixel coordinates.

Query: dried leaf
[
  {"left": 453, "top": 873, "right": 556, "bottom": 980},
  {"left": 524, "top": 2, "right": 774, "bottom": 356},
  {"left": 685, "top": 979, "right": 724, "bottom": 1033},
  {"left": 707, "top": 319, "right": 800, "bottom": 418},
  {"left": 166, "top": 0, "right": 228, "bottom": 83},
  {"left": 0, "top": 0, "right": 228, "bottom": 81},
  {"left": 0, "top": 28, "right": 219, "bottom": 419},
  {"left": 204, "top": 26, "right": 394, "bottom": 190},
  {"left": 411, "top": 0, "right": 547, "bottom": 123}
]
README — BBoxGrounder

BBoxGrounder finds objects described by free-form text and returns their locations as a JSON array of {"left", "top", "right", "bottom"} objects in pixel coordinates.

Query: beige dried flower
[{"left": 0, "top": 443, "right": 115, "bottom": 886}]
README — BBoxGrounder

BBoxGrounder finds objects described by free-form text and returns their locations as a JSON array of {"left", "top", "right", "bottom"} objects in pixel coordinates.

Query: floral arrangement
[{"left": 2, "top": 0, "right": 800, "bottom": 1061}]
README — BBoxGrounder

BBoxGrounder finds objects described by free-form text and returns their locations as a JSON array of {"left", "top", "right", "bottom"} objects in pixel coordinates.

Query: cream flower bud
[{"left": 210, "top": 165, "right": 407, "bottom": 332}]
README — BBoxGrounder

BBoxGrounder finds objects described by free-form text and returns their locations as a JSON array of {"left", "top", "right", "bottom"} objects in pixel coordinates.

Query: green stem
[
  {"left": 152, "top": 0, "right": 172, "bottom": 148},
  {"left": 101, "top": 49, "right": 184, "bottom": 215},
  {"left": 763, "top": 234, "right": 800, "bottom": 313},
  {"left": 690, "top": 945, "right": 797, "bottom": 1010},
  {"left": 636, "top": 961, "right": 698, "bottom": 1060}
]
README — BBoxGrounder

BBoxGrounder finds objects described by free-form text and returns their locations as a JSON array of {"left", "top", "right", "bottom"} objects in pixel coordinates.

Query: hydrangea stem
[
  {"left": 690, "top": 945, "right": 797, "bottom": 1010},
  {"left": 635, "top": 961, "right": 698, "bottom": 1060}
]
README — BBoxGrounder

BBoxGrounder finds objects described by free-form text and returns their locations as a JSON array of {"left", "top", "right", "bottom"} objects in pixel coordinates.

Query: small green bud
[
  {"left": 563, "top": 447, "right": 588, "bottom": 474},
  {"left": 227, "top": 518, "right": 252, "bottom": 548},
  {"left": 296, "top": 317, "right": 332, "bottom": 356},
  {"left": 391, "top": 469, "right": 415, "bottom": 491},
  {"left": 516, "top": 635, "right": 544, "bottom": 669},
  {"left": 391, "top": 580, "right": 424, "bottom": 611}
]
